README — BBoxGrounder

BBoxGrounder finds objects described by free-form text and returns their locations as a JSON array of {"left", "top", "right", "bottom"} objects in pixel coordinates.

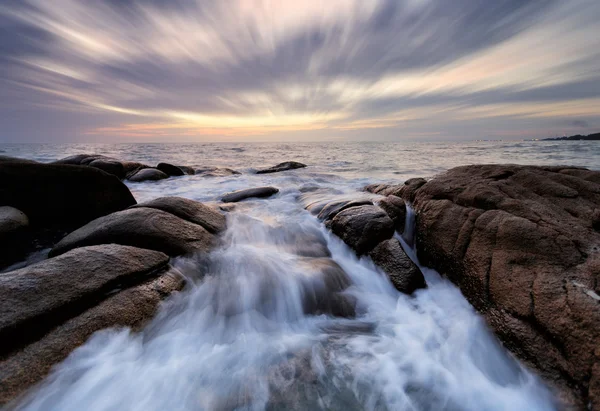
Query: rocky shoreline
[{"left": 1, "top": 155, "right": 598, "bottom": 410}]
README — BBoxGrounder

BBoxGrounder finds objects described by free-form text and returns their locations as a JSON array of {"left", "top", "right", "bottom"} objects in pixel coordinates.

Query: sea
[{"left": 3, "top": 140, "right": 599, "bottom": 411}]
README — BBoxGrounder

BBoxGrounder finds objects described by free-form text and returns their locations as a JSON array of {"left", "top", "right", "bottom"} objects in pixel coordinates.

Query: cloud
[
  {"left": 0, "top": 0, "right": 599, "bottom": 142},
  {"left": 569, "top": 120, "right": 590, "bottom": 128}
]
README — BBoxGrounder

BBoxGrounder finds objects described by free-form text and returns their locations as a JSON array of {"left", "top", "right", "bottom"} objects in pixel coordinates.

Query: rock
[
  {"left": 363, "top": 183, "right": 400, "bottom": 196},
  {"left": 177, "top": 165, "right": 196, "bottom": 175},
  {"left": 89, "top": 159, "right": 125, "bottom": 179},
  {"left": 402, "top": 164, "right": 600, "bottom": 410},
  {"left": 121, "top": 161, "right": 150, "bottom": 179},
  {"left": 378, "top": 195, "right": 407, "bottom": 233},
  {"left": 368, "top": 239, "right": 426, "bottom": 294},
  {"left": 0, "top": 162, "right": 136, "bottom": 229},
  {"left": 156, "top": 162, "right": 185, "bottom": 177},
  {"left": 0, "top": 267, "right": 184, "bottom": 405},
  {"left": 131, "top": 196, "right": 226, "bottom": 234},
  {"left": 316, "top": 199, "right": 373, "bottom": 222},
  {"left": 221, "top": 187, "right": 279, "bottom": 202},
  {"left": 256, "top": 161, "right": 307, "bottom": 174},
  {"left": 330, "top": 205, "right": 395, "bottom": 255},
  {"left": 296, "top": 257, "right": 355, "bottom": 318},
  {"left": 0, "top": 244, "right": 169, "bottom": 357},
  {"left": 128, "top": 168, "right": 169, "bottom": 182},
  {"left": 0, "top": 207, "right": 30, "bottom": 268},
  {"left": 0, "top": 156, "right": 37, "bottom": 164},
  {"left": 195, "top": 167, "right": 241, "bottom": 177},
  {"left": 52, "top": 153, "right": 96, "bottom": 165},
  {"left": 50, "top": 207, "right": 215, "bottom": 258}
]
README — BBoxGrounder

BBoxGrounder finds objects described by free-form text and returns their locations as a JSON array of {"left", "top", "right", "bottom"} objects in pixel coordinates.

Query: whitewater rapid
[{"left": 11, "top": 176, "right": 558, "bottom": 411}]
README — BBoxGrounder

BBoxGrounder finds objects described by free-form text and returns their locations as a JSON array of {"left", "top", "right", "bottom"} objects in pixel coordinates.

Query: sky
[{"left": 0, "top": 0, "right": 599, "bottom": 143}]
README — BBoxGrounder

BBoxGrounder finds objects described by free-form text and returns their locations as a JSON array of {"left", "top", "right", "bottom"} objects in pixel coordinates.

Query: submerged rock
[
  {"left": 330, "top": 205, "right": 394, "bottom": 255},
  {"left": 221, "top": 186, "right": 279, "bottom": 202},
  {"left": 49, "top": 207, "right": 215, "bottom": 257},
  {"left": 256, "top": 161, "right": 306, "bottom": 174},
  {"left": 402, "top": 164, "right": 600, "bottom": 409},
  {"left": 128, "top": 168, "right": 169, "bottom": 182},
  {"left": 195, "top": 167, "right": 241, "bottom": 177},
  {"left": 0, "top": 244, "right": 169, "bottom": 356},
  {"left": 0, "top": 162, "right": 136, "bottom": 229},
  {"left": 156, "top": 162, "right": 185, "bottom": 177},
  {"left": 132, "top": 196, "right": 226, "bottom": 234},
  {"left": 368, "top": 239, "right": 425, "bottom": 294}
]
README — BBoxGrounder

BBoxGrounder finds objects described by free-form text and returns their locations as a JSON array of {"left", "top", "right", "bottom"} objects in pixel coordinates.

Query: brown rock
[
  {"left": 330, "top": 205, "right": 394, "bottom": 255},
  {"left": 377, "top": 195, "right": 407, "bottom": 233},
  {"left": 49, "top": 208, "right": 215, "bottom": 257},
  {"left": 195, "top": 167, "right": 241, "bottom": 177},
  {"left": 128, "top": 168, "right": 169, "bottom": 182},
  {"left": 401, "top": 164, "right": 600, "bottom": 410},
  {"left": 256, "top": 161, "right": 306, "bottom": 174},
  {"left": 221, "top": 187, "right": 279, "bottom": 202},
  {"left": 131, "top": 196, "right": 226, "bottom": 234},
  {"left": 369, "top": 239, "right": 426, "bottom": 294}
]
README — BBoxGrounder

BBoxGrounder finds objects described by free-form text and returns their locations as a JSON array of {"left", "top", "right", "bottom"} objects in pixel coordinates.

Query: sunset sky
[{"left": 1, "top": 0, "right": 599, "bottom": 142}]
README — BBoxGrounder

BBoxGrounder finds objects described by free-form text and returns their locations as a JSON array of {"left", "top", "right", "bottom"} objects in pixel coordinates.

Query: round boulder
[
  {"left": 221, "top": 187, "right": 279, "bottom": 202},
  {"left": 128, "top": 168, "right": 169, "bottom": 182},
  {"left": 156, "top": 163, "right": 185, "bottom": 177},
  {"left": 330, "top": 205, "right": 394, "bottom": 255}
]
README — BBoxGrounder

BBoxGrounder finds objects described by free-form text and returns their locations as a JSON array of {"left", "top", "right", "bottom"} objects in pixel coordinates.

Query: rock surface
[
  {"left": 400, "top": 164, "right": 600, "bottom": 410},
  {"left": 256, "top": 161, "right": 306, "bottom": 174},
  {"left": 195, "top": 167, "right": 241, "bottom": 177},
  {"left": 128, "top": 168, "right": 169, "bottom": 182},
  {"left": 50, "top": 207, "right": 215, "bottom": 257},
  {"left": 88, "top": 159, "right": 126, "bottom": 179},
  {"left": 0, "top": 244, "right": 169, "bottom": 356},
  {"left": 377, "top": 195, "right": 407, "bottom": 233},
  {"left": 0, "top": 206, "right": 30, "bottom": 268},
  {"left": 0, "top": 267, "right": 184, "bottom": 405},
  {"left": 369, "top": 239, "right": 426, "bottom": 294},
  {"left": 221, "top": 186, "right": 279, "bottom": 202},
  {"left": 330, "top": 205, "right": 395, "bottom": 255},
  {"left": 156, "top": 162, "right": 185, "bottom": 176},
  {"left": 0, "top": 162, "right": 136, "bottom": 229},
  {"left": 132, "top": 196, "right": 226, "bottom": 234}
]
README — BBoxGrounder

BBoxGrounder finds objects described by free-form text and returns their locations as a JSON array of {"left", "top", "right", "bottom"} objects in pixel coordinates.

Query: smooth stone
[
  {"left": 403, "top": 164, "right": 600, "bottom": 409},
  {"left": 0, "top": 244, "right": 169, "bottom": 356},
  {"left": 156, "top": 162, "right": 185, "bottom": 177},
  {"left": 131, "top": 196, "right": 226, "bottom": 234},
  {"left": 49, "top": 207, "right": 215, "bottom": 257},
  {"left": 221, "top": 187, "right": 279, "bottom": 203},
  {"left": 0, "top": 156, "right": 37, "bottom": 164},
  {"left": 377, "top": 195, "right": 407, "bottom": 233},
  {"left": 0, "top": 269, "right": 184, "bottom": 405},
  {"left": 128, "top": 168, "right": 169, "bottom": 182},
  {"left": 177, "top": 165, "right": 196, "bottom": 175},
  {"left": 0, "top": 162, "right": 136, "bottom": 229},
  {"left": 316, "top": 199, "right": 373, "bottom": 222},
  {"left": 330, "top": 205, "right": 395, "bottom": 255},
  {"left": 256, "top": 161, "right": 307, "bottom": 174},
  {"left": 195, "top": 167, "right": 241, "bottom": 177},
  {"left": 52, "top": 154, "right": 97, "bottom": 165},
  {"left": 122, "top": 161, "right": 151, "bottom": 179},
  {"left": 89, "top": 159, "right": 125, "bottom": 179},
  {"left": 368, "top": 238, "right": 426, "bottom": 294},
  {"left": 0, "top": 207, "right": 30, "bottom": 268}
]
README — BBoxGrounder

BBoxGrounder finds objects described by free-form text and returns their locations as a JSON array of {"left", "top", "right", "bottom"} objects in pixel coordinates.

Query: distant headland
[{"left": 543, "top": 132, "right": 600, "bottom": 141}]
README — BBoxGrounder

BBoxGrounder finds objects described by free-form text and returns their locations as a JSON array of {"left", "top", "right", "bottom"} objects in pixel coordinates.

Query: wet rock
[
  {"left": 221, "top": 186, "right": 279, "bottom": 202},
  {"left": 0, "top": 156, "right": 37, "bottom": 164},
  {"left": 256, "top": 161, "right": 307, "bottom": 174},
  {"left": 297, "top": 257, "right": 355, "bottom": 318},
  {"left": 195, "top": 167, "right": 241, "bottom": 177},
  {"left": 49, "top": 207, "right": 215, "bottom": 257},
  {"left": 402, "top": 164, "right": 600, "bottom": 410},
  {"left": 0, "top": 207, "right": 30, "bottom": 268},
  {"left": 121, "top": 161, "right": 151, "bottom": 179},
  {"left": 52, "top": 153, "right": 98, "bottom": 165},
  {"left": 0, "top": 268, "right": 184, "bottom": 405},
  {"left": 330, "top": 205, "right": 395, "bottom": 255},
  {"left": 363, "top": 183, "right": 400, "bottom": 196},
  {"left": 0, "top": 162, "right": 136, "bottom": 229},
  {"left": 316, "top": 199, "right": 373, "bottom": 222},
  {"left": 378, "top": 195, "right": 407, "bottom": 233},
  {"left": 89, "top": 159, "right": 126, "bottom": 179},
  {"left": 177, "top": 165, "right": 196, "bottom": 175},
  {"left": 368, "top": 239, "right": 425, "bottom": 294},
  {"left": 131, "top": 196, "right": 226, "bottom": 234},
  {"left": 0, "top": 244, "right": 169, "bottom": 356},
  {"left": 157, "top": 162, "right": 185, "bottom": 177},
  {"left": 128, "top": 168, "right": 169, "bottom": 182}
]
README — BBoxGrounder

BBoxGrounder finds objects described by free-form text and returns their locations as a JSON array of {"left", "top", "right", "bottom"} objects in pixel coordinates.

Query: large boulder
[
  {"left": 0, "top": 244, "right": 169, "bottom": 356},
  {"left": 316, "top": 199, "right": 373, "bottom": 223},
  {"left": 0, "top": 162, "right": 136, "bottom": 229},
  {"left": 128, "top": 168, "right": 169, "bottom": 182},
  {"left": 0, "top": 248, "right": 183, "bottom": 405},
  {"left": 221, "top": 187, "right": 279, "bottom": 202},
  {"left": 377, "top": 195, "right": 407, "bottom": 233},
  {"left": 330, "top": 205, "right": 395, "bottom": 255},
  {"left": 401, "top": 164, "right": 600, "bottom": 410},
  {"left": 49, "top": 207, "right": 216, "bottom": 257},
  {"left": 131, "top": 196, "right": 226, "bottom": 234},
  {"left": 88, "top": 159, "right": 125, "bottom": 179},
  {"left": 368, "top": 239, "right": 425, "bottom": 294},
  {"left": 0, "top": 207, "right": 30, "bottom": 268},
  {"left": 256, "top": 161, "right": 307, "bottom": 174},
  {"left": 156, "top": 162, "right": 185, "bottom": 177}
]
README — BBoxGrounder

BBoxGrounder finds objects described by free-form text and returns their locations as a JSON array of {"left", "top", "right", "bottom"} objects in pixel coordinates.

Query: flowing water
[{"left": 4, "top": 140, "right": 599, "bottom": 410}]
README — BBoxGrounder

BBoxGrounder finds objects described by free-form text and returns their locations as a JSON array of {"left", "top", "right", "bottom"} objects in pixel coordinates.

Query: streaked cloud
[{"left": 0, "top": 0, "right": 599, "bottom": 142}]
